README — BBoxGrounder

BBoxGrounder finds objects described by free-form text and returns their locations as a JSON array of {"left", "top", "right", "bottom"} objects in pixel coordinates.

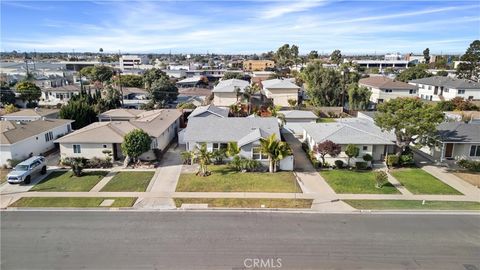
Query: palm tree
[
  {"left": 194, "top": 144, "right": 212, "bottom": 176},
  {"left": 260, "top": 134, "right": 292, "bottom": 173},
  {"left": 226, "top": 142, "right": 240, "bottom": 157},
  {"left": 180, "top": 151, "right": 195, "bottom": 165},
  {"left": 243, "top": 84, "right": 261, "bottom": 114},
  {"left": 229, "top": 103, "right": 242, "bottom": 117},
  {"left": 268, "top": 105, "right": 286, "bottom": 127},
  {"left": 234, "top": 86, "right": 242, "bottom": 102}
]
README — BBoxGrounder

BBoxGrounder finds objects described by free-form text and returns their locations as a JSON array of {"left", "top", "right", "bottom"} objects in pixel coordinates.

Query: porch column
[{"left": 439, "top": 143, "right": 445, "bottom": 163}]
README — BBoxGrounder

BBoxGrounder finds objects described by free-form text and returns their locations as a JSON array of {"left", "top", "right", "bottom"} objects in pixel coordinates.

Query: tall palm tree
[
  {"left": 243, "top": 84, "right": 261, "bottom": 114},
  {"left": 260, "top": 134, "right": 292, "bottom": 173},
  {"left": 234, "top": 86, "right": 241, "bottom": 102},
  {"left": 194, "top": 143, "right": 212, "bottom": 176}
]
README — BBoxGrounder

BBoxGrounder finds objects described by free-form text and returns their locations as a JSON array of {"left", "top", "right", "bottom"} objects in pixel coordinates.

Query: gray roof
[
  {"left": 184, "top": 117, "right": 280, "bottom": 144},
  {"left": 262, "top": 78, "right": 300, "bottom": 89},
  {"left": 188, "top": 105, "right": 229, "bottom": 119},
  {"left": 436, "top": 122, "right": 480, "bottom": 143},
  {"left": 409, "top": 76, "right": 480, "bottom": 89},
  {"left": 280, "top": 110, "right": 317, "bottom": 119},
  {"left": 303, "top": 119, "right": 395, "bottom": 145},
  {"left": 1, "top": 119, "right": 73, "bottom": 145},
  {"left": 212, "top": 79, "right": 249, "bottom": 93}
]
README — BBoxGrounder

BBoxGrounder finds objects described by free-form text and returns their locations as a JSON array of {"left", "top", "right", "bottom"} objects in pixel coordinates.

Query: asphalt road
[{"left": 1, "top": 211, "right": 479, "bottom": 270}]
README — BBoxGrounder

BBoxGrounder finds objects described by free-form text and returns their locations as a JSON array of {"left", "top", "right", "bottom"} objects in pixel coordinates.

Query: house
[
  {"left": 279, "top": 110, "right": 318, "bottom": 135},
  {"left": 177, "top": 87, "right": 211, "bottom": 106},
  {"left": 302, "top": 119, "right": 396, "bottom": 165},
  {"left": 56, "top": 109, "right": 182, "bottom": 161},
  {"left": 212, "top": 79, "right": 250, "bottom": 107},
  {"left": 243, "top": 60, "right": 275, "bottom": 71},
  {"left": 176, "top": 76, "right": 209, "bottom": 88},
  {"left": 98, "top": 108, "right": 149, "bottom": 122},
  {"left": 121, "top": 87, "right": 149, "bottom": 109},
  {"left": 420, "top": 122, "right": 480, "bottom": 163},
  {"left": 409, "top": 76, "right": 480, "bottom": 101},
  {"left": 1, "top": 108, "right": 59, "bottom": 122},
  {"left": 359, "top": 76, "right": 417, "bottom": 104},
  {"left": 0, "top": 119, "right": 74, "bottom": 165},
  {"left": 39, "top": 85, "right": 81, "bottom": 106},
  {"left": 183, "top": 117, "right": 293, "bottom": 170},
  {"left": 261, "top": 78, "right": 300, "bottom": 107},
  {"left": 187, "top": 105, "right": 229, "bottom": 119},
  {"left": 251, "top": 71, "right": 275, "bottom": 84}
]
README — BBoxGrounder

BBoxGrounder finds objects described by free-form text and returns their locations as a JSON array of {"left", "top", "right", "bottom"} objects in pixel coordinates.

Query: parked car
[{"left": 6, "top": 156, "right": 47, "bottom": 184}]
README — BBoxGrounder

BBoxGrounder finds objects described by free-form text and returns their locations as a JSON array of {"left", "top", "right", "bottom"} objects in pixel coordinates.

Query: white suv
[{"left": 7, "top": 156, "right": 47, "bottom": 184}]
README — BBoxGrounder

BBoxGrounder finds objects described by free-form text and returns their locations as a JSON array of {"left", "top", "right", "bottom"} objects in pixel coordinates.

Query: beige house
[
  {"left": 261, "top": 79, "right": 300, "bottom": 107},
  {"left": 359, "top": 76, "right": 417, "bottom": 105},
  {"left": 243, "top": 60, "right": 275, "bottom": 71},
  {"left": 212, "top": 79, "right": 250, "bottom": 107},
  {"left": 56, "top": 109, "right": 182, "bottom": 161}
]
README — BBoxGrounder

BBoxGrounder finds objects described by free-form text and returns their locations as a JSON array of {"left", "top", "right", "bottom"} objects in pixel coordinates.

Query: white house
[
  {"left": 261, "top": 78, "right": 300, "bottom": 107},
  {"left": 409, "top": 76, "right": 480, "bottom": 101},
  {"left": 212, "top": 79, "right": 250, "bottom": 107},
  {"left": 1, "top": 108, "right": 59, "bottom": 122},
  {"left": 0, "top": 119, "right": 74, "bottom": 165},
  {"left": 39, "top": 85, "right": 81, "bottom": 106},
  {"left": 359, "top": 76, "right": 417, "bottom": 104},
  {"left": 56, "top": 109, "right": 182, "bottom": 161}
]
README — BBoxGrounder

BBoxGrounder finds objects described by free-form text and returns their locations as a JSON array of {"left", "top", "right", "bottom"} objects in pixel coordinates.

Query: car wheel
[
  {"left": 41, "top": 166, "right": 47, "bottom": 175},
  {"left": 24, "top": 176, "right": 31, "bottom": 185}
]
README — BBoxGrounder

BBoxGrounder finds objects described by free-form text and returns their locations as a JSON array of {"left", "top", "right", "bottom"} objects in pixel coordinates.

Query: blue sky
[{"left": 1, "top": 0, "right": 479, "bottom": 54}]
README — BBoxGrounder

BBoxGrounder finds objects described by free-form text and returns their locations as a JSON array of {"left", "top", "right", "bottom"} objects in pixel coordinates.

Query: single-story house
[
  {"left": 409, "top": 76, "right": 480, "bottom": 101},
  {"left": 56, "top": 109, "right": 182, "bottom": 161},
  {"left": 187, "top": 105, "right": 229, "bottom": 119},
  {"left": 39, "top": 85, "right": 81, "bottom": 106},
  {"left": 303, "top": 119, "right": 396, "bottom": 165},
  {"left": 279, "top": 110, "right": 318, "bottom": 135},
  {"left": 261, "top": 78, "right": 300, "bottom": 107},
  {"left": 97, "top": 108, "right": 171, "bottom": 122},
  {"left": 420, "top": 121, "right": 480, "bottom": 162},
  {"left": 1, "top": 108, "right": 59, "bottom": 122},
  {"left": 212, "top": 79, "right": 250, "bottom": 107},
  {"left": 359, "top": 76, "right": 417, "bottom": 105},
  {"left": 183, "top": 117, "right": 293, "bottom": 170},
  {"left": 0, "top": 119, "right": 74, "bottom": 165}
]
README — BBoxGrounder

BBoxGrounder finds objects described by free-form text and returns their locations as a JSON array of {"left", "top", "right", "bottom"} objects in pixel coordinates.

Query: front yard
[
  {"left": 10, "top": 197, "right": 137, "bottom": 208},
  {"left": 100, "top": 171, "right": 154, "bottom": 192},
  {"left": 0, "top": 168, "right": 10, "bottom": 184},
  {"left": 176, "top": 165, "right": 301, "bottom": 193},
  {"left": 390, "top": 168, "right": 462, "bottom": 195},
  {"left": 321, "top": 170, "right": 400, "bottom": 194},
  {"left": 173, "top": 198, "right": 313, "bottom": 208},
  {"left": 30, "top": 171, "right": 108, "bottom": 192},
  {"left": 452, "top": 171, "right": 480, "bottom": 188},
  {"left": 344, "top": 200, "right": 480, "bottom": 210}
]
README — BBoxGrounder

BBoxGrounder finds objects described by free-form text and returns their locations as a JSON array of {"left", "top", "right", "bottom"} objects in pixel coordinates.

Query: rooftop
[
  {"left": 436, "top": 122, "right": 480, "bottom": 143},
  {"left": 280, "top": 110, "right": 317, "bottom": 119},
  {"left": 359, "top": 76, "right": 415, "bottom": 90},
  {"left": 409, "top": 76, "right": 480, "bottom": 89},
  {"left": 1, "top": 108, "right": 59, "bottom": 118},
  {"left": 188, "top": 105, "right": 229, "bottom": 119},
  {"left": 262, "top": 78, "right": 300, "bottom": 89},
  {"left": 1, "top": 119, "right": 73, "bottom": 145},
  {"left": 212, "top": 79, "right": 249, "bottom": 93}
]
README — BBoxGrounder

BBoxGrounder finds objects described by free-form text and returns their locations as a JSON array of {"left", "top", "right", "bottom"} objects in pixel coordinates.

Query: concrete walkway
[
  {"left": 385, "top": 170, "right": 413, "bottom": 196},
  {"left": 89, "top": 170, "right": 118, "bottom": 192}
]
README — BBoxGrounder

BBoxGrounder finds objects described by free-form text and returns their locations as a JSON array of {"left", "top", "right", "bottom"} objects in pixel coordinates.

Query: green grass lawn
[
  {"left": 100, "top": 171, "right": 154, "bottom": 192},
  {"left": 10, "top": 197, "right": 137, "bottom": 208},
  {"left": 30, "top": 171, "right": 108, "bottom": 192},
  {"left": 173, "top": 198, "right": 313, "bottom": 208},
  {"left": 344, "top": 200, "right": 480, "bottom": 210},
  {"left": 321, "top": 170, "right": 400, "bottom": 194},
  {"left": 176, "top": 165, "right": 301, "bottom": 193},
  {"left": 316, "top": 118, "right": 336, "bottom": 123},
  {"left": 390, "top": 168, "right": 462, "bottom": 195}
]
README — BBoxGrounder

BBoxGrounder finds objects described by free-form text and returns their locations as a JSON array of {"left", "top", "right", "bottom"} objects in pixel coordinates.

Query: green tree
[
  {"left": 287, "top": 98, "right": 297, "bottom": 109},
  {"left": 242, "top": 84, "right": 261, "bottom": 114},
  {"left": 121, "top": 129, "right": 152, "bottom": 165},
  {"left": 15, "top": 81, "right": 41, "bottom": 103},
  {"left": 456, "top": 40, "right": 480, "bottom": 81},
  {"left": 143, "top": 68, "right": 168, "bottom": 90},
  {"left": 308, "top": 50, "right": 319, "bottom": 61},
  {"left": 80, "top": 66, "right": 113, "bottom": 84},
  {"left": 348, "top": 84, "right": 371, "bottom": 110},
  {"left": 375, "top": 98, "right": 444, "bottom": 155},
  {"left": 119, "top": 74, "right": 144, "bottom": 87},
  {"left": 4, "top": 104, "right": 19, "bottom": 114},
  {"left": 436, "top": 70, "right": 449, "bottom": 76},
  {"left": 345, "top": 144, "right": 359, "bottom": 167},
  {"left": 423, "top": 48, "right": 430, "bottom": 64},
  {"left": 194, "top": 143, "right": 212, "bottom": 176},
  {"left": 0, "top": 89, "right": 16, "bottom": 105},
  {"left": 222, "top": 72, "right": 244, "bottom": 80},
  {"left": 396, "top": 64, "right": 431, "bottom": 82},
  {"left": 330, "top": 49, "right": 342, "bottom": 65},
  {"left": 149, "top": 77, "right": 179, "bottom": 106},
  {"left": 226, "top": 142, "right": 240, "bottom": 157},
  {"left": 259, "top": 134, "right": 291, "bottom": 173},
  {"left": 302, "top": 61, "right": 343, "bottom": 106},
  {"left": 59, "top": 99, "right": 97, "bottom": 129},
  {"left": 434, "top": 56, "right": 448, "bottom": 69}
]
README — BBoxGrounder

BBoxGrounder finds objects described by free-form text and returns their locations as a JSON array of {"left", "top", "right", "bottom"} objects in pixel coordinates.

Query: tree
[
  {"left": 59, "top": 99, "right": 98, "bottom": 129},
  {"left": 313, "top": 140, "right": 341, "bottom": 166},
  {"left": 291, "top": 44, "right": 299, "bottom": 66},
  {"left": 302, "top": 61, "right": 343, "bottom": 106},
  {"left": 375, "top": 98, "right": 444, "bottom": 155},
  {"left": 396, "top": 64, "right": 431, "bottom": 82},
  {"left": 194, "top": 143, "right": 212, "bottom": 176},
  {"left": 0, "top": 89, "right": 16, "bottom": 105},
  {"left": 287, "top": 98, "right": 297, "bottom": 109},
  {"left": 119, "top": 74, "right": 144, "bottom": 87},
  {"left": 456, "top": 40, "right": 480, "bottom": 81},
  {"left": 223, "top": 72, "right": 244, "bottom": 80},
  {"left": 374, "top": 170, "right": 388, "bottom": 188},
  {"left": 308, "top": 50, "right": 319, "bottom": 61},
  {"left": 15, "top": 81, "right": 41, "bottom": 103},
  {"left": 180, "top": 151, "right": 195, "bottom": 165},
  {"left": 259, "top": 134, "right": 291, "bottom": 173},
  {"left": 226, "top": 142, "right": 240, "bottom": 157},
  {"left": 143, "top": 68, "right": 168, "bottom": 90},
  {"left": 423, "top": 48, "right": 430, "bottom": 64},
  {"left": 149, "top": 77, "right": 178, "bottom": 106},
  {"left": 242, "top": 84, "right": 261, "bottom": 114},
  {"left": 121, "top": 129, "right": 152, "bottom": 165},
  {"left": 80, "top": 66, "right": 113, "bottom": 84},
  {"left": 345, "top": 144, "right": 359, "bottom": 166},
  {"left": 330, "top": 50, "right": 342, "bottom": 65},
  {"left": 70, "top": 157, "right": 87, "bottom": 177},
  {"left": 176, "top": 102, "right": 197, "bottom": 109},
  {"left": 436, "top": 70, "right": 448, "bottom": 76},
  {"left": 435, "top": 56, "right": 448, "bottom": 69},
  {"left": 348, "top": 84, "right": 371, "bottom": 110}
]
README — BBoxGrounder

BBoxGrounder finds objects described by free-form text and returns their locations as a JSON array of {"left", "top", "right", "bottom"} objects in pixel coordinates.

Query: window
[
  {"left": 151, "top": 139, "right": 158, "bottom": 149},
  {"left": 103, "top": 144, "right": 107, "bottom": 148},
  {"left": 44, "top": 131, "right": 53, "bottom": 142},
  {"left": 67, "top": 124, "right": 72, "bottom": 133},
  {"left": 252, "top": 146, "right": 268, "bottom": 160},
  {"left": 421, "top": 94, "right": 424, "bottom": 99},
  {"left": 458, "top": 89, "right": 465, "bottom": 94},
  {"left": 212, "top": 143, "right": 219, "bottom": 151},
  {"left": 444, "top": 88, "right": 449, "bottom": 93},
  {"left": 73, "top": 144, "right": 81, "bottom": 154},
  {"left": 470, "top": 145, "right": 480, "bottom": 157},
  {"left": 362, "top": 146, "right": 368, "bottom": 151},
  {"left": 384, "top": 89, "right": 393, "bottom": 93}
]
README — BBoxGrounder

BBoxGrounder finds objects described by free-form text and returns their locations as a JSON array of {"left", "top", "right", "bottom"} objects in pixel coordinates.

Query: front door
[{"left": 444, "top": 143, "right": 454, "bottom": 158}]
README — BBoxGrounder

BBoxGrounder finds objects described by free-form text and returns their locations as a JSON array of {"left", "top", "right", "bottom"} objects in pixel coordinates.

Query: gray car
[{"left": 7, "top": 156, "right": 47, "bottom": 184}]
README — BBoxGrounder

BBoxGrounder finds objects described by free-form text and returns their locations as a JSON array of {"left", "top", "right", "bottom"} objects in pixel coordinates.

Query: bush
[
  {"left": 301, "top": 142, "right": 309, "bottom": 152},
  {"left": 355, "top": 161, "right": 368, "bottom": 170},
  {"left": 70, "top": 157, "right": 87, "bottom": 176},
  {"left": 6, "top": 159, "right": 22, "bottom": 169},
  {"left": 386, "top": 155, "right": 399, "bottom": 167},
  {"left": 229, "top": 156, "right": 263, "bottom": 172},
  {"left": 399, "top": 154, "right": 415, "bottom": 166},
  {"left": 457, "top": 159, "right": 480, "bottom": 172},
  {"left": 374, "top": 171, "right": 389, "bottom": 188},
  {"left": 86, "top": 157, "right": 112, "bottom": 168},
  {"left": 362, "top": 154, "right": 373, "bottom": 162},
  {"left": 334, "top": 160, "right": 344, "bottom": 169}
]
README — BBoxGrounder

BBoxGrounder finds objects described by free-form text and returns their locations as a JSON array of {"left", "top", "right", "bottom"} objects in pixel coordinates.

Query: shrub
[
  {"left": 334, "top": 160, "right": 344, "bottom": 169},
  {"left": 355, "top": 161, "right": 368, "bottom": 170},
  {"left": 229, "top": 156, "right": 262, "bottom": 172},
  {"left": 399, "top": 154, "right": 415, "bottom": 166},
  {"left": 70, "top": 157, "right": 87, "bottom": 176},
  {"left": 6, "top": 159, "right": 22, "bottom": 169},
  {"left": 362, "top": 154, "right": 373, "bottom": 162},
  {"left": 374, "top": 171, "right": 389, "bottom": 188},
  {"left": 327, "top": 111, "right": 336, "bottom": 118},
  {"left": 386, "top": 155, "right": 399, "bottom": 167},
  {"left": 86, "top": 157, "right": 112, "bottom": 168},
  {"left": 457, "top": 159, "right": 480, "bottom": 172},
  {"left": 301, "top": 142, "right": 309, "bottom": 152}
]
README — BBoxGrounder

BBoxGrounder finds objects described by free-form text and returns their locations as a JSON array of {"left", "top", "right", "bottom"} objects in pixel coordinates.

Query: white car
[{"left": 6, "top": 156, "right": 47, "bottom": 184}]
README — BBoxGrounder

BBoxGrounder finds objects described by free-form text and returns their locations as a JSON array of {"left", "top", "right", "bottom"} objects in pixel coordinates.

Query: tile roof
[
  {"left": 1, "top": 119, "right": 73, "bottom": 145},
  {"left": 359, "top": 76, "right": 415, "bottom": 90},
  {"left": 212, "top": 79, "right": 249, "bottom": 93},
  {"left": 409, "top": 76, "right": 480, "bottom": 89},
  {"left": 436, "top": 122, "right": 480, "bottom": 143}
]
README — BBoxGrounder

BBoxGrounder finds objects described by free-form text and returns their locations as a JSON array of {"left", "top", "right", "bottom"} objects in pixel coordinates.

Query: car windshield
[{"left": 14, "top": 165, "right": 29, "bottom": 171}]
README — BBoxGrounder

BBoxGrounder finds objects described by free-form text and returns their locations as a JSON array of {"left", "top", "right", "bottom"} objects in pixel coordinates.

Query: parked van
[{"left": 6, "top": 156, "right": 47, "bottom": 184}]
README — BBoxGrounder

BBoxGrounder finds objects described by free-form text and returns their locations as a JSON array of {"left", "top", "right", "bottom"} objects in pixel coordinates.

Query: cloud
[{"left": 260, "top": 0, "right": 327, "bottom": 19}]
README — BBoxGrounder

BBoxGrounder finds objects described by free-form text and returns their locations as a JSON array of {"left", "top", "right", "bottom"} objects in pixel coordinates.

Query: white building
[
  {"left": 212, "top": 79, "right": 250, "bottom": 107},
  {"left": 359, "top": 76, "right": 417, "bottom": 104},
  {"left": 1, "top": 108, "right": 59, "bottom": 122},
  {"left": 409, "top": 76, "right": 480, "bottom": 101},
  {"left": 39, "top": 85, "right": 81, "bottom": 106},
  {"left": 120, "top": 55, "right": 149, "bottom": 71},
  {"left": 261, "top": 78, "right": 300, "bottom": 107}
]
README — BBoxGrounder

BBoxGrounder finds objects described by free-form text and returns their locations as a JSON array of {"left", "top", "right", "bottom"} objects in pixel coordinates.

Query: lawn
[
  {"left": 344, "top": 200, "right": 480, "bottom": 210},
  {"left": 321, "top": 170, "right": 400, "bottom": 194},
  {"left": 390, "top": 168, "right": 462, "bottom": 195},
  {"left": 0, "top": 168, "right": 10, "bottom": 184},
  {"left": 176, "top": 165, "right": 301, "bottom": 193},
  {"left": 173, "top": 198, "right": 313, "bottom": 208},
  {"left": 100, "top": 171, "right": 154, "bottom": 192},
  {"left": 30, "top": 171, "right": 108, "bottom": 192},
  {"left": 316, "top": 118, "right": 336, "bottom": 123},
  {"left": 453, "top": 171, "right": 480, "bottom": 188},
  {"left": 10, "top": 197, "right": 137, "bottom": 208}
]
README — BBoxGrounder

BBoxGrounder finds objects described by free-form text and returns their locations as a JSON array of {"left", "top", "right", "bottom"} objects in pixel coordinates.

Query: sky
[{"left": 1, "top": 0, "right": 479, "bottom": 54}]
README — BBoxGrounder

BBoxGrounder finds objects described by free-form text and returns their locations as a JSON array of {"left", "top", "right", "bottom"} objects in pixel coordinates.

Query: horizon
[{"left": 1, "top": 0, "right": 479, "bottom": 55}]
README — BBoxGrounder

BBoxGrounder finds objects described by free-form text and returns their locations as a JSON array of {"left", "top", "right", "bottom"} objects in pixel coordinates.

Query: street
[{"left": 1, "top": 211, "right": 479, "bottom": 270}]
